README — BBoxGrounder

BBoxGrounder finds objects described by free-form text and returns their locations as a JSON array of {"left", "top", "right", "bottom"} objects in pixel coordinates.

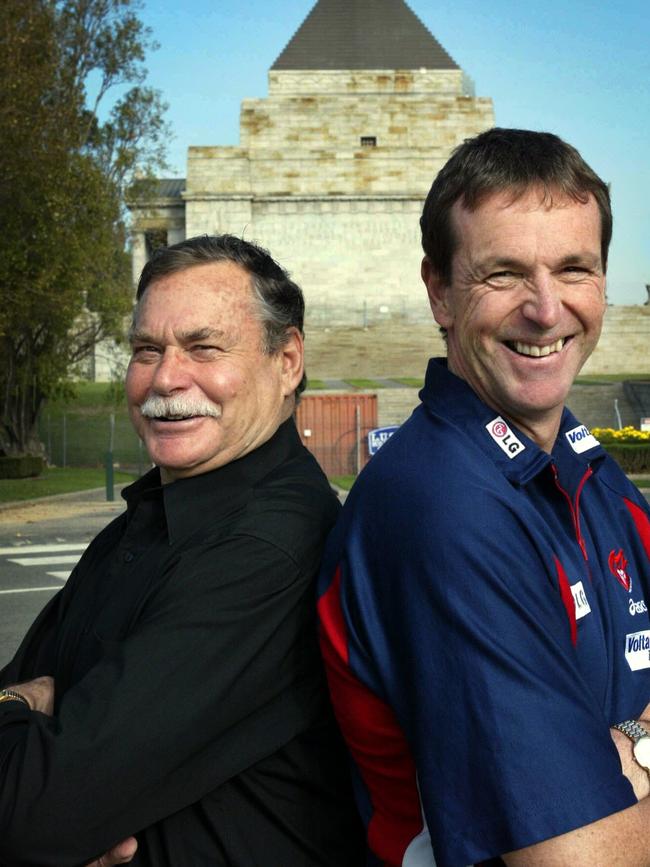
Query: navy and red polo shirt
[{"left": 318, "top": 358, "right": 650, "bottom": 867}]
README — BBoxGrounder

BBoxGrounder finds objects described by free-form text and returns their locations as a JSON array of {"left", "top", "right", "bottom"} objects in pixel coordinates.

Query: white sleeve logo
[
  {"left": 625, "top": 630, "right": 650, "bottom": 671},
  {"left": 571, "top": 581, "right": 591, "bottom": 620}
]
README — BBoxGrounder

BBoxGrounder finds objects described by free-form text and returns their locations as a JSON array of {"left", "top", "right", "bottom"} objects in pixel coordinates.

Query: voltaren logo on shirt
[
  {"left": 565, "top": 424, "right": 599, "bottom": 454},
  {"left": 486, "top": 417, "right": 525, "bottom": 459},
  {"left": 625, "top": 630, "right": 650, "bottom": 671}
]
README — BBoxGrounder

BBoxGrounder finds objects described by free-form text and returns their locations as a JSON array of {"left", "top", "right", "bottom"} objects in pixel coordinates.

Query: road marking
[
  {"left": 46, "top": 571, "right": 71, "bottom": 580},
  {"left": 0, "top": 544, "right": 87, "bottom": 555},
  {"left": 0, "top": 586, "right": 61, "bottom": 595},
  {"left": 8, "top": 555, "right": 81, "bottom": 566}
]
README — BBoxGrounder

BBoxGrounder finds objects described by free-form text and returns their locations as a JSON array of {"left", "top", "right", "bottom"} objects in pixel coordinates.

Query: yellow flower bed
[{"left": 591, "top": 426, "right": 650, "bottom": 444}]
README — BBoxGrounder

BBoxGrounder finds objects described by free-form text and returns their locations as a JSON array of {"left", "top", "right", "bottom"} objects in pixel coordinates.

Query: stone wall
[
  {"left": 177, "top": 65, "right": 493, "bottom": 319},
  {"left": 267, "top": 69, "right": 467, "bottom": 96},
  {"left": 373, "top": 382, "right": 643, "bottom": 431},
  {"left": 582, "top": 306, "right": 650, "bottom": 375},
  {"left": 92, "top": 302, "right": 649, "bottom": 383},
  {"left": 239, "top": 95, "right": 493, "bottom": 156},
  {"left": 303, "top": 304, "right": 650, "bottom": 379}
]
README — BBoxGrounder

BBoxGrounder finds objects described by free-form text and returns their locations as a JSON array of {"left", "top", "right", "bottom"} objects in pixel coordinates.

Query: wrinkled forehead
[
  {"left": 453, "top": 182, "right": 602, "bottom": 229},
  {"left": 449, "top": 185, "right": 601, "bottom": 242},
  {"left": 132, "top": 261, "right": 260, "bottom": 333}
]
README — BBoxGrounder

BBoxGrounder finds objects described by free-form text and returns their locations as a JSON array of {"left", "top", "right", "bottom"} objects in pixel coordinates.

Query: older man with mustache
[{"left": 0, "top": 235, "right": 363, "bottom": 866}]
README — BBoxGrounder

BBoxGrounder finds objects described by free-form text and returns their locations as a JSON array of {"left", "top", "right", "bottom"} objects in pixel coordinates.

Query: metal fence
[
  {"left": 305, "top": 297, "right": 432, "bottom": 328},
  {"left": 38, "top": 409, "right": 148, "bottom": 473},
  {"left": 38, "top": 393, "right": 382, "bottom": 478}
]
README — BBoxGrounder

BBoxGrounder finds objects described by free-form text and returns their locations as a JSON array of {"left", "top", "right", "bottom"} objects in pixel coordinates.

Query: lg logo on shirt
[{"left": 486, "top": 417, "right": 525, "bottom": 459}]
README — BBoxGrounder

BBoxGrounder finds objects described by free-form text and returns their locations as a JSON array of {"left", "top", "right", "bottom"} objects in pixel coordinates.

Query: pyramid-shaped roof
[{"left": 272, "top": 0, "right": 459, "bottom": 70}]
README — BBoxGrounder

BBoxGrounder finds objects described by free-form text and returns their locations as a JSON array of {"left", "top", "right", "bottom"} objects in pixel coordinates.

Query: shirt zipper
[{"left": 551, "top": 464, "right": 593, "bottom": 561}]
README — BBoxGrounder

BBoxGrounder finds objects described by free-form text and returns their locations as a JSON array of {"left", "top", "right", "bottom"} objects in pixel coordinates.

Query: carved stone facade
[
  {"left": 123, "top": 0, "right": 649, "bottom": 385},
  {"left": 129, "top": 5, "right": 496, "bottom": 326}
]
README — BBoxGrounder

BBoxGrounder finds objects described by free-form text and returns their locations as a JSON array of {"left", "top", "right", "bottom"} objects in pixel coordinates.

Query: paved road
[{"left": 0, "top": 488, "right": 126, "bottom": 663}]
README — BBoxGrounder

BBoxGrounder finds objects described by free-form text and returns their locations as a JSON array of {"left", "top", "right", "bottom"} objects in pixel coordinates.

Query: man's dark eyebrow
[
  {"left": 477, "top": 256, "right": 524, "bottom": 272},
  {"left": 175, "top": 327, "right": 227, "bottom": 343},
  {"left": 129, "top": 329, "right": 156, "bottom": 345},
  {"left": 557, "top": 253, "right": 602, "bottom": 268},
  {"left": 129, "top": 327, "right": 228, "bottom": 345},
  {"left": 478, "top": 252, "right": 602, "bottom": 271}
]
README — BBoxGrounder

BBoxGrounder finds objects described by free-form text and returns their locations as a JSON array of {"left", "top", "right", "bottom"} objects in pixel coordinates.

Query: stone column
[{"left": 131, "top": 231, "right": 147, "bottom": 288}]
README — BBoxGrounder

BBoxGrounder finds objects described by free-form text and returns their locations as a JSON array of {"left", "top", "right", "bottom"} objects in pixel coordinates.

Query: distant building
[{"left": 128, "top": 0, "right": 495, "bottom": 324}]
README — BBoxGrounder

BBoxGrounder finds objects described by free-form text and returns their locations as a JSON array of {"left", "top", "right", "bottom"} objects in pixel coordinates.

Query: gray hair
[{"left": 135, "top": 234, "right": 307, "bottom": 395}]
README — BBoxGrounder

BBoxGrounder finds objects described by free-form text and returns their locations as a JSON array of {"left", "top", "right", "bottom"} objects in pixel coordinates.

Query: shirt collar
[
  {"left": 122, "top": 418, "right": 304, "bottom": 545},
  {"left": 419, "top": 357, "right": 606, "bottom": 486}
]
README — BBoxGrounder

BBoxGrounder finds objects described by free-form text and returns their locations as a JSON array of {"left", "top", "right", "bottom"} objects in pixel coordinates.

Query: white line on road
[
  {"left": 0, "top": 587, "right": 60, "bottom": 595},
  {"left": 8, "top": 556, "right": 81, "bottom": 567},
  {"left": 46, "top": 572, "right": 71, "bottom": 580},
  {"left": 0, "top": 544, "right": 87, "bottom": 556}
]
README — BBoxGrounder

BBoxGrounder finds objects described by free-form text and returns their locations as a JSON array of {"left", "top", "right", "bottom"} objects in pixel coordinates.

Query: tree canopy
[{"left": 0, "top": 0, "right": 168, "bottom": 455}]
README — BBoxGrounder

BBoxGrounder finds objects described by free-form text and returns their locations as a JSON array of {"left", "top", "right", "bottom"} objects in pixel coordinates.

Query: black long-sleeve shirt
[{"left": 0, "top": 419, "right": 363, "bottom": 866}]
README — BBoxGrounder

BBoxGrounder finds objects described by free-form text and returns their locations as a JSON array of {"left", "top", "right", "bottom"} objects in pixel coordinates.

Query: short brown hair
[{"left": 420, "top": 128, "right": 612, "bottom": 285}]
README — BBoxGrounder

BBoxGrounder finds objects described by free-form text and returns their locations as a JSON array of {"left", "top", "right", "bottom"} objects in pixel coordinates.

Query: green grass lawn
[
  {"left": 2, "top": 465, "right": 646, "bottom": 505},
  {"left": 304, "top": 378, "right": 328, "bottom": 390},
  {"left": 329, "top": 475, "right": 355, "bottom": 491},
  {"left": 393, "top": 377, "right": 424, "bottom": 388},
  {"left": 40, "top": 382, "right": 144, "bottom": 468},
  {"left": 0, "top": 467, "right": 137, "bottom": 503},
  {"left": 575, "top": 373, "right": 650, "bottom": 384},
  {"left": 343, "top": 378, "right": 386, "bottom": 390}
]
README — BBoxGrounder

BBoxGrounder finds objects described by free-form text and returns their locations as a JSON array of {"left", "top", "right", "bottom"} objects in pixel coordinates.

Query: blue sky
[{"left": 137, "top": 0, "right": 649, "bottom": 305}]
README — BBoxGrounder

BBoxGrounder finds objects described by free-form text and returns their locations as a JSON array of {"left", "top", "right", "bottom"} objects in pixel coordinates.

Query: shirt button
[{"left": 123, "top": 551, "right": 134, "bottom": 563}]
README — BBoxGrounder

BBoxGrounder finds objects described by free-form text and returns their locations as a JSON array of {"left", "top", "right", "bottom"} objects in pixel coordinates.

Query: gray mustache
[{"left": 140, "top": 395, "right": 222, "bottom": 420}]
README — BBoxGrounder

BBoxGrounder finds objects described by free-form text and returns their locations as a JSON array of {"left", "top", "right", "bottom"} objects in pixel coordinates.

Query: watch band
[
  {"left": 613, "top": 719, "right": 650, "bottom": 744},
  {"left": 614, "top": 719, "right": 650, "bottom": 772},
  {"left": 0, "top": 688, "right": 30, "bottom": 708}
]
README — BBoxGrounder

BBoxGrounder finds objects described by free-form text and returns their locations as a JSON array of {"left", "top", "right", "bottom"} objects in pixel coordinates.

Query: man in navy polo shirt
[{"left": 318, "top": 129, "right": 650, "bottom": 866}]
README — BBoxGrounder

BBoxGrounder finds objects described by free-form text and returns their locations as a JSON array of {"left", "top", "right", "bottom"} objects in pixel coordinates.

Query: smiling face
[
  {"left": 422, "top": 187, "right": 606, "bottom": 450},
  {"left": 126, "top": 261, "right": 303, "bottom": 482}
]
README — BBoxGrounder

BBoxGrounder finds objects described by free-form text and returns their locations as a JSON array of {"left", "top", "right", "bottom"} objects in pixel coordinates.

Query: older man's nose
[{"left": 150, "top": 347, "right": 192, "bottom": 394}]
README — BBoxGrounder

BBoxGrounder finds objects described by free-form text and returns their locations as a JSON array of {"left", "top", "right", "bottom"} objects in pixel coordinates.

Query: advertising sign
[{"left": 367, "top": 425, "right": 399, "bottom": 455}]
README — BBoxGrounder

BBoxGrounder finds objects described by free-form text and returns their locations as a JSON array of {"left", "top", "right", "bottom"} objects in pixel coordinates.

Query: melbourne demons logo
[
  {"left": 486, "top": 416, "right": 525, "bottom": 458},
  {"left": 609, "top": 549, "right": 632, "bottom": 592}
]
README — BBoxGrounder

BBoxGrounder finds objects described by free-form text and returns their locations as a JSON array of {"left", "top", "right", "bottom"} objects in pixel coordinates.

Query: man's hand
[
  {"left": 610, "top": 702, "right": 650, "bottom": 801},
  {"left": 85, "top": 836, "right": 138, "bottom": 866},
  {"left": 3, "top": 677, "right": 137, "bottom": 865},
  {"left": 610, "top": 726, "right": 650, "bottom": 800},
  {"left": 7, "top": 676, "right": 55, "bottom": 715}
]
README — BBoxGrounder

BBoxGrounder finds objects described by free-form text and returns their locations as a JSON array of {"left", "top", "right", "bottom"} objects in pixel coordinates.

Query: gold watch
[{"left": 0, "top": 688, "right": 30, "bottom": 708}]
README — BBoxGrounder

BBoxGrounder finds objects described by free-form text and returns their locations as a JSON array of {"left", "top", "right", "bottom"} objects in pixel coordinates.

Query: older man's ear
[{"left": 280, "top": 327, "right": 305, "bottom": 398}]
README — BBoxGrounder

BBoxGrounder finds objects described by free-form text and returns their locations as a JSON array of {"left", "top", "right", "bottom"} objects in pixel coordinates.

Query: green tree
[{"left": 0, "top": 0, "right": 168, "bottom": 456}]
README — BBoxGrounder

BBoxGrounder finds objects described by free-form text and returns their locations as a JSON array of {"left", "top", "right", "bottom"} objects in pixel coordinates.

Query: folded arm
[
  {"left": 0, "top": 535, "right": 322, "bottom": 866},
  {"left": 503, "top": 707, "right": 650, "bottom": 865}
]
